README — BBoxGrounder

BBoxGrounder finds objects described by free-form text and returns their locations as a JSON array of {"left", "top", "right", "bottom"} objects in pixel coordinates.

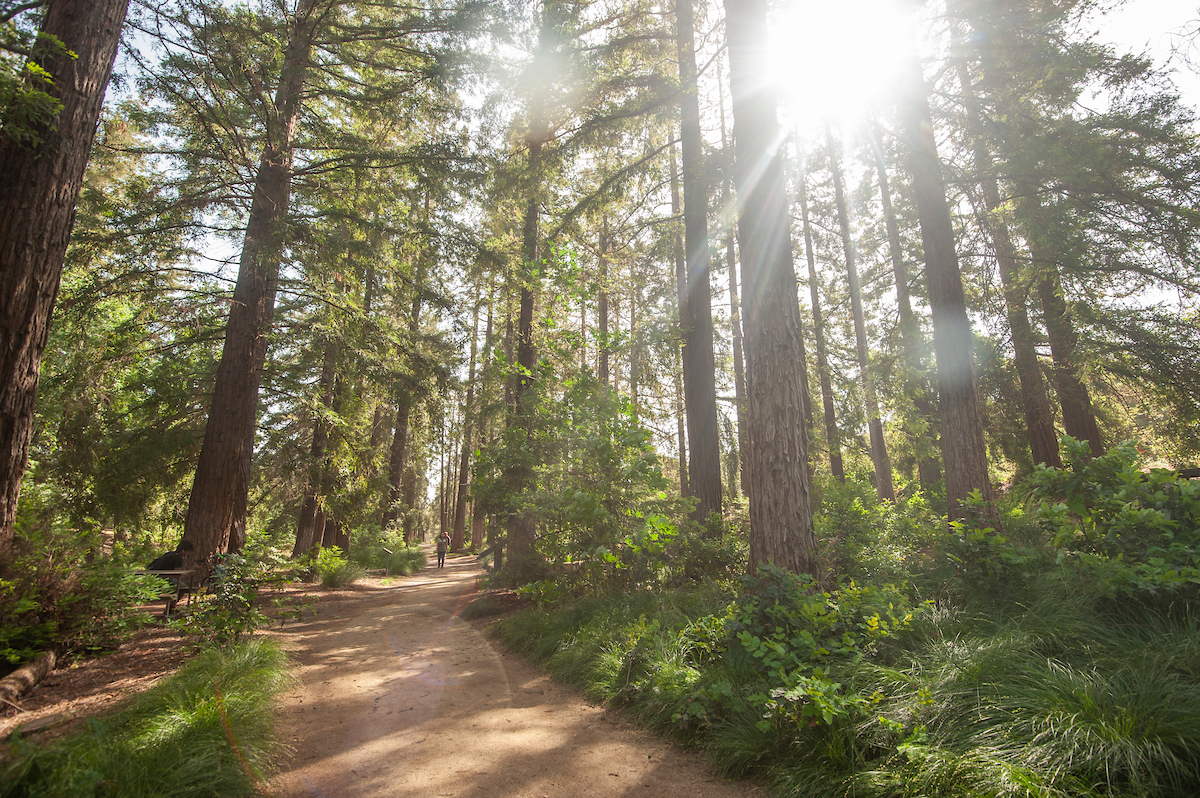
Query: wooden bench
[{"left": 134, "top": 569, "right": 199, "bottom": 617}]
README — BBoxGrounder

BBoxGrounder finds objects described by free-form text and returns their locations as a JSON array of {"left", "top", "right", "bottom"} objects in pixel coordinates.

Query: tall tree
[
  {"left": 895, "top": 34, "right": 994, "bottom": 520},
  {"left": 723, "top": 0, "right": 817, "bottom": 574},
  {"left": 953, "top": 66, "right": 1061, "bottom": 469},
  {"left": 674, "top": 0, "right": 722, "bottom": 524},
  {"left": 451, "top": 297, "right": 482, "bottom": 551},
  {"left": 0, "top": 0, "right": 130, "bottom": 558},
  {"left": 717, "top": 61, "right": 749, "bottom": 499},
  {"left": 180, "top": 0, "right": 322, "bottom": 558}
]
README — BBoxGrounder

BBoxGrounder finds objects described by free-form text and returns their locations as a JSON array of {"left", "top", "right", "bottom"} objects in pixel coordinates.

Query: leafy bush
[
  {"left": 1032, "top": 437, "right": 1200, "bottom": 596},
  {"left": 315, "top": 547, "right": 363, "bottom": 588},
  {"left": 1, "top": 638, "right": 292, "bottom": 798},
  {"left": 346, "top": 525, "right": 424, "bottom": 574},
  {"left": 0, "top": 544, "right": 160, "bottom": 667}
]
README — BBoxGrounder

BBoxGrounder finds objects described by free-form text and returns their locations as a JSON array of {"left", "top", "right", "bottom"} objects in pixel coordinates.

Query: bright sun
[{"left": 765, "top": 0, "right": 911, "bottom": 129}]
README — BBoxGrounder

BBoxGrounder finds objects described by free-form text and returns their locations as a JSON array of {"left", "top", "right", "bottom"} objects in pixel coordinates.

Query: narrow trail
[{"left": 269, "top": 551, "right": 760, "bottom": 798}]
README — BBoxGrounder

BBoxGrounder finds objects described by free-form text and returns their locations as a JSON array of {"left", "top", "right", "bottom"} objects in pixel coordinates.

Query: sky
[{"left": 1094, "top": 0, "right": 1199, "bottom": 109}]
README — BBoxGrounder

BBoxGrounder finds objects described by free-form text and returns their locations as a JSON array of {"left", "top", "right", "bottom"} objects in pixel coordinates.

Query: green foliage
[
  {"left": 347, "top": 526, "right": 426, "bottom": 575},
  {"left": 1032, "top": 437, "right": 1200, "bottom": 596},
  {"left": 0, "top": 31, "right": 75, "bottom": 147},
  {"left": 0, "top": 532, "right": 160, "bottom": 666},
  {"left": 1, "top": 638, "right": 292, "bottom": 798},
  {"left": 816, "top": 476, "right": 942, "bottom": 582},
  {"left": 315, "top": 547, "right": 364, "bottom": 588},
  {"left": 473, "top": 368, "right": 695, "bottom": 583},
  {"left": 170, "top": 554, "right": 269, "bottom": 645}
]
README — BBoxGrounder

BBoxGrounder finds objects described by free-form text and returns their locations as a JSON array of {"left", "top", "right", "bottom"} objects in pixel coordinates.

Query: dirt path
[{"left": 268, "top": 551, "right": 759, "bottom": 798}]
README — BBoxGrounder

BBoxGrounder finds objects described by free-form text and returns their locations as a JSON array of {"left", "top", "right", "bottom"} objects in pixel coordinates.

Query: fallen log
[{"left": 0, "top": 649, "right": 57, "bottom": 706}]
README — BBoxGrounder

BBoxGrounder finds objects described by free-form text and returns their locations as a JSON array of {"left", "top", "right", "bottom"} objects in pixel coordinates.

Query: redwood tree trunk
[
  {"left": 896, "top": 44, "right": 993, "bottom": 521},
  {"left": 984, "top": 185, "right": 1062, "bottom": 468},
  {"left": 828, "top": 126, "right": 895, "bottom": 502},
  {"left": 670, "top": 139, "right": 690, "bottom": 498},
  {"left": 954, "top": 66, "right": 1060, "bottom": 469},
  {"left": 506, "top": 134, "right": 543, "bottom": 575},
  {"left": 1032, "top": 251, "right": 1104, "bottom": 458},
  {"left": 797, "top": 160, "right": 845, "bottom": 483},
  {"left": 723, "top": 0, "right": 817, "bottom": 575},
  {"left": 675, "top": 0, "right": 722, "bottom": 525},
  {"left": 183, "top": 0, "right": 318, "bottom": 560},
  {"left": 0, "top": 0, "right": 130, "bottom": 557},
  {"left": 598, "top": 218, "right": 610, "bottom": 386}
]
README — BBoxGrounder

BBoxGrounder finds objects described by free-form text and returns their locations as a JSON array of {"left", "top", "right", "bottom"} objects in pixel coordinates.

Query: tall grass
[{"left": 2, "top": 638, "right": 292, "bottom": 798}]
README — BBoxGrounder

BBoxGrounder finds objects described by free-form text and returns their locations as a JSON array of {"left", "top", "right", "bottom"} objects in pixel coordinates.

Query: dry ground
[{"left": 2, "top": 550, "right": 759, "bottom": 798}]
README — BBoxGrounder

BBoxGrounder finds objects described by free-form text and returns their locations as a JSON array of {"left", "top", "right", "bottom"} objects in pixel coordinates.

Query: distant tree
[{"left": 827, "top": 124, "right": 894, "bottom": 502}]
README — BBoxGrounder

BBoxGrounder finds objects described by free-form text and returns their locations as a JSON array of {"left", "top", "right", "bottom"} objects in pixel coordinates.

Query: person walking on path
[{"left": 436, "top": 531, "right": 450, "bottom": 568}]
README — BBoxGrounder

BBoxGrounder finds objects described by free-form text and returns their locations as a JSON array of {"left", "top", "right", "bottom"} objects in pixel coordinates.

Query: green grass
[
  {"left": 2, "top": 638, "right": 292, "bottom": 798},
  {"left": 493, "top": 579, "right": 1200, "bottom": 797}
]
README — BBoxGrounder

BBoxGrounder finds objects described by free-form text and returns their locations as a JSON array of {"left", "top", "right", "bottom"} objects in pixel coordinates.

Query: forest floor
[{"left": 1, "top": 549, "right": 759, "bottom": 798}]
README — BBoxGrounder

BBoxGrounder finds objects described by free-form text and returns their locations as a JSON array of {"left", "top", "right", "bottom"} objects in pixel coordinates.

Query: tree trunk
[
  {"left": 1031, "top": 244, "right": 1104, "bottom": 458},
  {"left": 978, "top": 182, "right": 1062, "bottom": 469},
  {"left": 451, "top": 300, "right": 481, "bottom": 551},
  {"left": 293, "top": 340, "right": 340, "bottom": 557},
  {"left": 401, "top": 467, "right": 418, "bottom": 543},
  {"left": 895, "top": 43, "right": 993, "bottom": 521},
  {"left": 670, "top": 137, "right": 691, "bottom": 498},
  {"left": 723, "top": 0, "right": 817, "bottom": 575},
  {"left": 797, "top": 159, "right": 845, "bottom": 483},
  {"left": 183, "top": 0, "right": 319, "bottom": 560},
  {"left": 0, "top": 0, "right": 130, "bottom": 558},
  {"left": 382, "top": 261, "right": 426, "bottom": 528},
  {"left": 870, "top": 122, "right": 942, "bottom": 485},
  {"left": 675, "top": 0, "right": 722, "bottom": 525},
  {"left": 506, "top": 130, "right": 544, "bottom": 575},
  {"left": 717, "top": 57, "right": 750, "bottom": 500},
  {"left": 828, "top": 125, "right": 895, "bottom": 502},
  {"left": 598, "top": 217, "right": 610, "bottom": 386}
]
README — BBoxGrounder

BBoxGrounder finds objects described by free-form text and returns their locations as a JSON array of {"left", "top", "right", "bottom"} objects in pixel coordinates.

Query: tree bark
[
  {"left": 183, "top": 0, "right": 319, "bottom": 561},
  {"left": 0, "top": 0, "right": 130, "bottom": 558},
  {"left": 723, "top": 0, "right": 817, "bottom": 575},
  {"left": 717, "top": 57, "right": 750, "bottom": 500},
  {"left": 870, "top": 122, "right": 942, "bottom": 485},
  {"left": 1032, "top": 244, "right": 1105, "bottom": 458},
  {"left": 895, "top": 43, "right": 994, "bottom": 521},
  {"left": 451, "top": 300, "right": 481, "bottom": 551},
  {"left": 675, "top": 0, "right": 722, "bottom": 525},
  {"left": 670, "top": 137, "right": 691, "bottom": 498},
  {"left": 797, "top": 160, "right": 845, "bottom": 484},
  {"left": 828, "top": 125, "right": 895, "bottom": 502},
  {"left": 506, "top": 131, "right": 544, "bottom": 575},
  {"left": 382, "top": 271, "right": 425, "bottom": 529}
]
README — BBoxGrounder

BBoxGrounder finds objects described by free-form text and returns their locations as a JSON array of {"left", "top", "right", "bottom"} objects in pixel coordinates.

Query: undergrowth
[
  {"left": 1, "top": 638, "right": 292, "bottom": 798},
  {"left": 494, "top": 440, "right": 1200, "bottom": 797}
]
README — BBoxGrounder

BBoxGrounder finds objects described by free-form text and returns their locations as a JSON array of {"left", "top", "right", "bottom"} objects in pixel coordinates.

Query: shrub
[
  {"left": 316, "top": 547, "right": 363, "bottom": 588},
  {"left": 0, "top": 547, "right": 160, "bottom": 667},
  {"left": 1032, "top": 437, "right": 1200, "bottom": 597}
]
